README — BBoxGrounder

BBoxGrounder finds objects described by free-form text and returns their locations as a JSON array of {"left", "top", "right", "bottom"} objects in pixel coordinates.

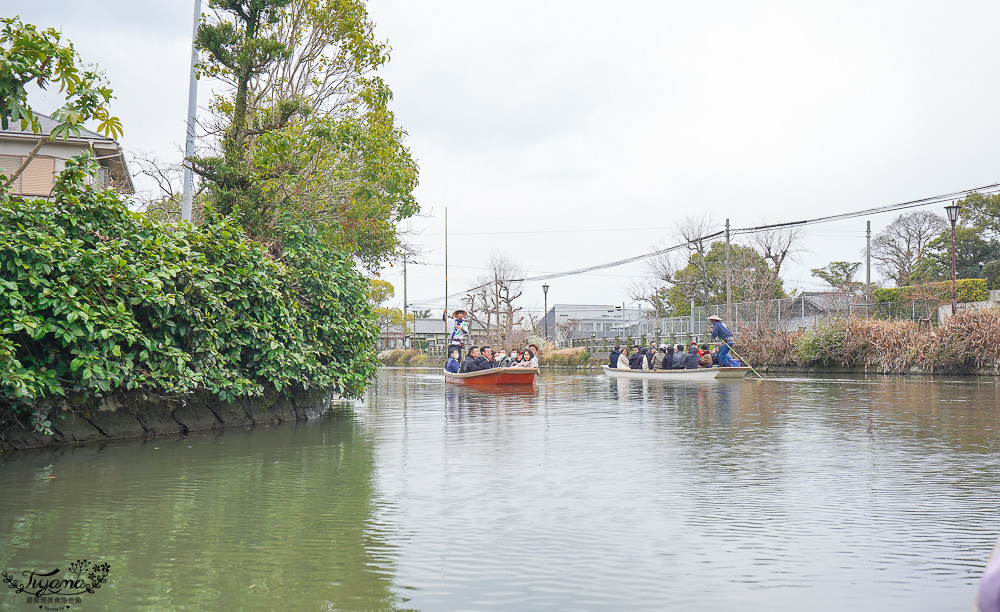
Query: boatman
[
  {"left": 707, "top": 315, "right": 735, "bottom": 367},
  {"left": 443, "top": 308, "right": 470, "bottom": 350}
]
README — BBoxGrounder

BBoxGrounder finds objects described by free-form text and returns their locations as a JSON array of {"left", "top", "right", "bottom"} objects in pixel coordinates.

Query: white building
[{"left": 541, "top": 304, "right": 642, "bottom": 345}]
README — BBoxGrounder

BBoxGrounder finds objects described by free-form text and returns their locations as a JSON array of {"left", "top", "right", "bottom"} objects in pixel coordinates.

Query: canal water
[{"left": 1, "top": 369, "right": 998, "bottom": 611}]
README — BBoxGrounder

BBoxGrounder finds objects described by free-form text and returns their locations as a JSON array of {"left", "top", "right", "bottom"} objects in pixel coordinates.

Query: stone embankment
[{"left": 0, "top": 389, "right": 338, "bottom": 453}]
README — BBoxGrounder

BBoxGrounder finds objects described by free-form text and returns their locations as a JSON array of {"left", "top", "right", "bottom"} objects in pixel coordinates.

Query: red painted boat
[{"left": 444, "top": 366, "right": 539, "bottom": 386}]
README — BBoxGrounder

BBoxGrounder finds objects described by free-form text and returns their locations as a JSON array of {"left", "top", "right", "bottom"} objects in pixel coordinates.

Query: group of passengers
[
  {"left": 446, "top": 344, "right": 540, "bottom": 373},
  {"left": 610, "top": 342, "right": 740, "bottom": 370},
  {"left": 608, "top": 315, "right": 740, "bottom": 370},
  {"left": 442, "top": 308, "right": 540, "bottom": 373}
]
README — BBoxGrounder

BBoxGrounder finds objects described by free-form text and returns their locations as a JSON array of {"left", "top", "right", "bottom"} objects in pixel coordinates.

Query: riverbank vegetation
[
  {"left": 1, "top": 158, "right": 378, "bottom": 432},
  {"left": 1, "top": 5, "right": 418, "bottom": 436}
]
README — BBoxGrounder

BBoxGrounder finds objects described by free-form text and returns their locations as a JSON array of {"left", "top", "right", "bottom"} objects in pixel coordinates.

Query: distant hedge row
[
  {"left": 872, "top": 278, "right": 988, "bottom": 303},
  {"left": 0, "top": 157, "right": 378, "bottom": 431}
]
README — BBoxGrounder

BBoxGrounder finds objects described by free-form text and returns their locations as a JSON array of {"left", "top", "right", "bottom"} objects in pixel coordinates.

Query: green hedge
[
  {"left": 872, "top": 278, "right": 988, "bottom": 303},
  {"left": 0, "top": 157, "right": 377, "bottom": 426}
]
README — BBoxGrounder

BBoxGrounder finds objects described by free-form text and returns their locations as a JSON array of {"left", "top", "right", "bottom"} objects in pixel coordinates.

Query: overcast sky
[{"left": 15, "top": 1, "right": 1000, "bottom": 318}]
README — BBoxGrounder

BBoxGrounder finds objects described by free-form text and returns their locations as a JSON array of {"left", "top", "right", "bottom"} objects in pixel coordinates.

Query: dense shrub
[
  {"left": 0, "top": 157, "right": 378, "bottom": 426},
  {"left": 736, "top": 328, "right": 802, "bottom": 366},
  {"left": 873, "top": 278, "right": 987, "bottom": 303}
]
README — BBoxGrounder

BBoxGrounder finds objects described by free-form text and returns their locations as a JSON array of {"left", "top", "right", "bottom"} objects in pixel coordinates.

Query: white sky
[{"left": 14, "top": 1, "right": 1000, "bottom": 318}]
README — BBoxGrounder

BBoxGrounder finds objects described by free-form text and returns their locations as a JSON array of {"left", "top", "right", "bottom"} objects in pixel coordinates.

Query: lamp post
[
  {"left": 542, "top": 283, "right": 549, "bottom": 341},
  {"left": 945, "top": 202, "right": 961, "bottom": 314},
  {"left": 655, "top": 328, "right": 661, "bottom": 344}
]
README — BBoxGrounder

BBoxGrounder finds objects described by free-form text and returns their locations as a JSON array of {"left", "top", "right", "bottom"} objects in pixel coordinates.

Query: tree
[
  {"left": 747, "top": 226, "right": 804, "bottom": 295},
  {"left": 983, "top": 260, "right": 1000, "bottom": 290},
  {"left": 868, "top": 211, "right": 947, "bottom": 286},
  {"left": 463, "top": 253, "right": 525, "bottom": 347},
  {"left": 958, "top": 192, "right": 1000, "bottom": 238},
  {"left": 0, "top": 17, "right": 122, "bottom": 188},
  {"left": 910, "top": 227, "right": 1000, "bottom": 282},
  {"left": 192, "top": 0, "right": 419, "bottom": 268},
  {"left": 660, "top": 242, "right": 785, "bottom": 315},
  {"left": 811, "top": 261, "right": 863, "bottom": 295},
  {"left": 368, "top": 279, "right": 411, "bottom": 335}
]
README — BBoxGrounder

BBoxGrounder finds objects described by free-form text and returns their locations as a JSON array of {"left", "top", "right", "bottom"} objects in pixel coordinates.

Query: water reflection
[
  {"left": 2, "top": 369, "right": 998, "bottom": 611},
  {"left": 0, "top": 409, "right": 400, "bottom": 611}
]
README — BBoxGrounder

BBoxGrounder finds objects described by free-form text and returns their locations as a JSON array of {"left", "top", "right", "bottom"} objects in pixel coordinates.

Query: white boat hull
[{"left": 601, "top": 365, "right": 749, "bottom": 381}]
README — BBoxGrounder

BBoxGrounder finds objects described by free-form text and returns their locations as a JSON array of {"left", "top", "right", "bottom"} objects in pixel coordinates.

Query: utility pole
[
  {"left": 402, "top": 252, "right": 408, "bottom": 349},
  {"left": 725, "top": 218, "right": 731, "bottom": 318},
  {"left": 865, "top": 220, "right": 871, "bottom": 302},
  {"left": 181, "top": 0, "right": 201, "bottom": 222}
]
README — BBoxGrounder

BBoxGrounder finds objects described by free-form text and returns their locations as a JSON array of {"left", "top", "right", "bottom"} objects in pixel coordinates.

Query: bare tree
[
  {"left": 869, "top": 211, "right": 947, "bottom": 286},
  {"left": 747, "top": 225, "right": 804, "bottom": 294},
  {"left": 644, "top": 215, "right": 718, "bottom": 308},
  {"left": 463, "top": 252, "right": 525, "bottom": 347}
]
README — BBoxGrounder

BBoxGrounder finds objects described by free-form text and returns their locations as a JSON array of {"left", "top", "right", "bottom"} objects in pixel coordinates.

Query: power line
[{"left": 410, "top": 182, "right": 1000, "bottom": 305}]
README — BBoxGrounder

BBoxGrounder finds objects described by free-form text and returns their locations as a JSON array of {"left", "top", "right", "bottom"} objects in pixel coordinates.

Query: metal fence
[{"left": 570, "top": 295, "right": 942, "bottom": 351}]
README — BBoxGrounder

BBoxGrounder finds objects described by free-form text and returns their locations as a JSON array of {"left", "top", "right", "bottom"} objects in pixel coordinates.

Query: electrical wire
[{"left": 410, "top": 182, "right": 1000, "bottom": 305}]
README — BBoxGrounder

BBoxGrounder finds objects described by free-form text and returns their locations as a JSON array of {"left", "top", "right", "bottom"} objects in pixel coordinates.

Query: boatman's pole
[
  {"left": 181, "top": 0, "right": 201, "bottom": 222},
  {"left": 444, "top": 207, "right": 448, "bottom": 334}
]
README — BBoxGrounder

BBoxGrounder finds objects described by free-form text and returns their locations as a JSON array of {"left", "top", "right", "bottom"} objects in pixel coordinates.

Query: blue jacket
[
  {"left": 609, "top": 350, "right": 621, "bottom": 368},
  {"left": 445, "top": 357, "right": 460, "bottom": 373},
  {"left": 710, "top": 321, "right": 734, "bottom": 342}
]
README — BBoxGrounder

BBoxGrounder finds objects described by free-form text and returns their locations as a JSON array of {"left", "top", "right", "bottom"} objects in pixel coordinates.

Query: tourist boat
[
  {"left": 600, "top": 365, "right": 750, "bottom": 381},
  {"left": 444, "top": 366, "right": 539, "bottom": 387}
]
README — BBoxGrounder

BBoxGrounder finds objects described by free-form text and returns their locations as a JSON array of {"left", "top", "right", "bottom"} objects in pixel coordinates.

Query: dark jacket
[
  {"left": 469, "top": 356, "right": 493, "bottom": 372},
  {"left": 631, "top": 348, "right": 648, "bottom": 370},
  {"left": 446, "top": 357, "right": 460, "bottom": 373},
  {"left": 710, "top": 320, "right": 734, "bottom": 342},
  {"left": 459, "top": 356, "right": 476, "bottom": 373},
  {"left": 685, "top": 346, "right": 701, "bottom": 369},
  {"left": 663, "top": 347, "right": 674, "bottom": 369},
  {"left": 671, "top": 351, "right": 686, "bottom": 369},
  {"left": 609, "top": 349, "right": 621, "bottom": 368}
]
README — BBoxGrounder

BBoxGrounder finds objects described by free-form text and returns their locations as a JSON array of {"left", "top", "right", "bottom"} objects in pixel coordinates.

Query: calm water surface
[{"left": 1, "top": 369, "right": 999, "bottom": 610}]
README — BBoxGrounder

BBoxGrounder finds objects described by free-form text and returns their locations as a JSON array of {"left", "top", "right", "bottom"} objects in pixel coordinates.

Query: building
[
  {"left": 541, "top": 304, "right": 642, "bottom": 345},
  {"left": 379, "top": 317, "right": 488, "bottom": 350},
  {"left": 0, "top": 113, "right": 134, "bottom": 198}
]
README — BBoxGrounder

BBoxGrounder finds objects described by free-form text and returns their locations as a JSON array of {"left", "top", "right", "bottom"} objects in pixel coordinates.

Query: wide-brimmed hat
[
  {"left": 452, "top": 309, "right": 467, "bottom": 317},
  {"left": 707, "top": 315, "right": 722, "bottom": 321}
]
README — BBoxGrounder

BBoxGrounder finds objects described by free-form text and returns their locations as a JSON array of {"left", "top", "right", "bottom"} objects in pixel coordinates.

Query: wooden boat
[
  {"left": 445, "top": 366, "right": 539, "bottom": 386},
  {"left": 601, "top": 365, "right": 750, "bottom": 381}
]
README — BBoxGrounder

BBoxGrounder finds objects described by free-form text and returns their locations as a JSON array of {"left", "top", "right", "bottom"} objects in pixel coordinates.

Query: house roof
[
  {"left": 2, "top": 113, "right": 111, "bottom": 142},
  {"left": 1, "top": 112, "right": 133, "bottom": 194}
]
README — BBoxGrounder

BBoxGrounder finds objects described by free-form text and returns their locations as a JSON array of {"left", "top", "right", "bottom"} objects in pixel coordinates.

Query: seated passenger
[
  {"left": 496, "top": 349, "right": 513, "bottom": 368},
  {"left": 617, "top": 348, "right": 630, "bottom": 369},
  {"left": 671, "top": 344, "right": 687, "bottom": 369},
  {"left": 699, "top": 345, "right": 712, "bottom": 368},
  {"left": 685, "top": 345, "right": 701, "bottom": 369},
  {"left": 471, "top": 346, "right": 495, "bottom": 371},
  {"left": 662, "top": 345, "right": 674, "bottom": 370},
  {"left": 651, "top": 345, "right": 666, "bottom": 369},
  {"left": 460, "top": 346, "right": 480, "bottom": 373},
  {"left": 445, "top": 347, "right": 461, "bottom": 373},
  {"left": 518, "top": 347, "right": 539, "bottom": 368},
  {"left": 609, "top": 345, "right": 622, "bottom": 369}
]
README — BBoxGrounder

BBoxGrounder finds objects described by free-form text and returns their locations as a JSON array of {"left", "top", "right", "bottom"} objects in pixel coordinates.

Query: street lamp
[
  {"left": 542, "top": 283, "right": 549, "bottom": 341},
  {"left": 945, "top": 202, "right": 961, "bottom": 313}
]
